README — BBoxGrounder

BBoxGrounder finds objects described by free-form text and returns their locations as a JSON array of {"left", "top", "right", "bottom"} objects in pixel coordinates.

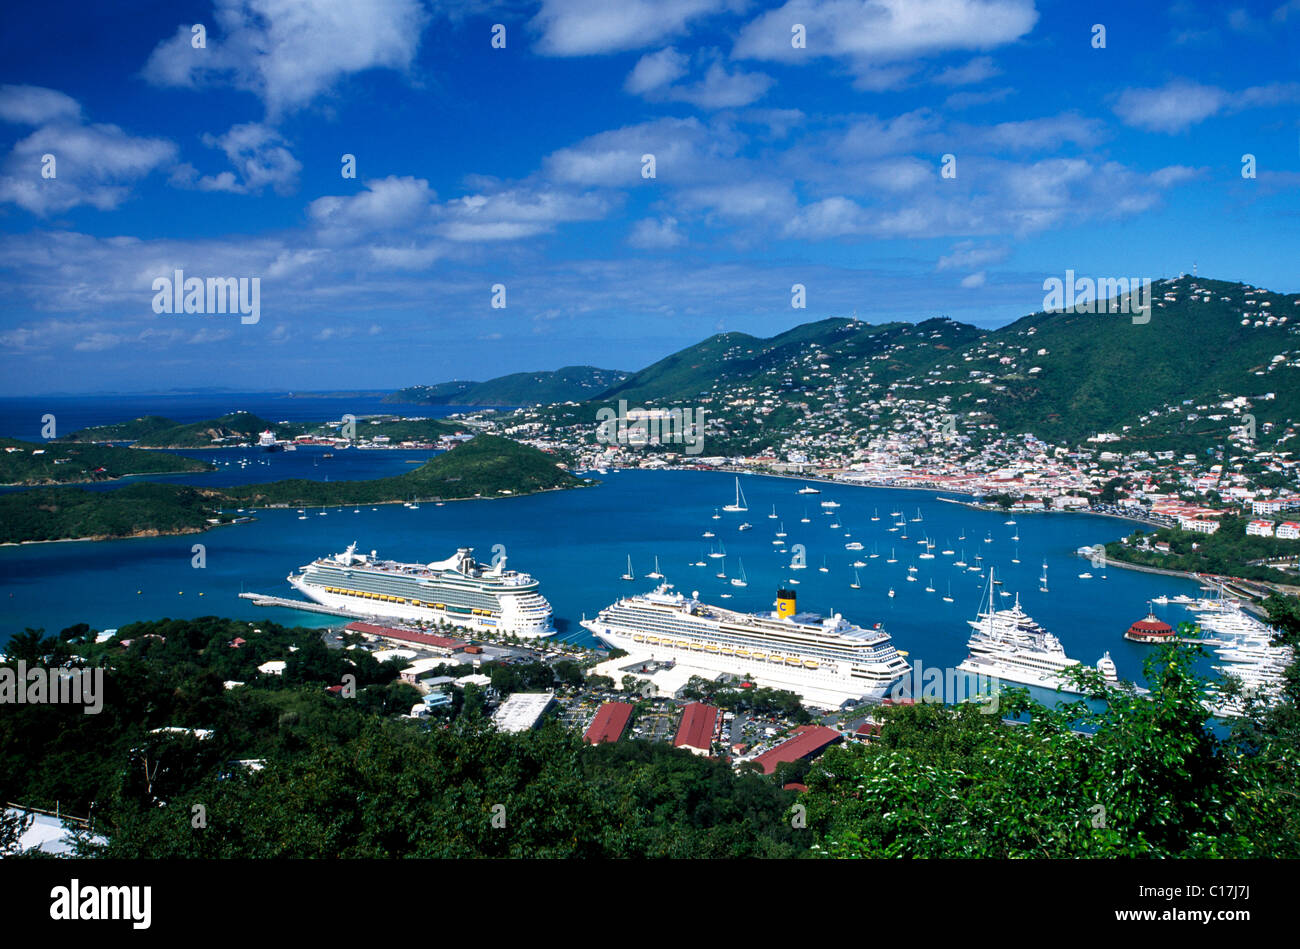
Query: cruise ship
[
  {"left": 957, "top": 570, "right": 1120, "bottom": 695},
  {"left": 581, "top": 585, "right": 909, "bottom": 707},
  {"left": 288, "top": 543, "right": 554, "bottom": 637}
]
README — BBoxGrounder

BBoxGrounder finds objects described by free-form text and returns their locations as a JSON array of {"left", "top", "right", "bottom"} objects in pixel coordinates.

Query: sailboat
[
  {"left": 775, "top": 522, "right": 787, "bottom": 538},
  {"left": 869, "top": 544, "right": 880, "bottom": 559},
  {"left": 702, "top": 530, "right": 715, "bottom": 538},
  {"left": 919, "top": 539, "right": 935, "bottom": 560},
  {"left": 646, "top": 556, "right": 664, "bottom": 579},
  {"left": 1011, "top": 543, "right": 1020, "bottom": 564},
  {"left": 711, "top": 508, "right": 721, "bottom": 520},
  {"left": 716, "top": 556, "right": 727, "bottom": 580},
  {"left": 731, "top": 559, "right": 748, "bottom": 587},
  {"left": 942, "top": 581, "right": 954, "bottom": 603},
  {"left": 800, "top": 508, "right": 811, "bottom": 524},
  {"left": 871, "top": 507, "right": 880, "bottom": 521},
  {"left": 925, "top": 578, "right": 935, "bottom": 593},
  {"left": 954, "top": 548, "right": 968, "bottom": 567},
  {"left": 886, "top": 548, "right": 898, "bottom": 564},
  {"left": 850, "top": 569, "right": 862, "bottom": 590},
  {"left": 910, "top": 508, "right": 923, "bottom": 522},
  {"left": 887, "top": 588, "right": 895, "bottom": 598},
  {"left": 709, "top": 541, "right": 726, "bottom": 559},
  {"left": 621, "top": 556, "right": 635, "bottom": 581},
  {"left": 769, "top": 504, "right": 778, "bottom": 519},
  {"left": 819, "top": 556, "right": 829, "bottom": 573},
  {"left": 723, "top": 477, "right": 748, "bottom": 512},
  {"left": 1039, "top": 559, "right": 1049, "bottom": 593}
]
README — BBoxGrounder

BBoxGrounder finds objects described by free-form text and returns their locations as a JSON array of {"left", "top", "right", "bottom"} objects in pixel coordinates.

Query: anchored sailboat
[{"left": 723, "top": 477, "right": 749, "bottom": 513}]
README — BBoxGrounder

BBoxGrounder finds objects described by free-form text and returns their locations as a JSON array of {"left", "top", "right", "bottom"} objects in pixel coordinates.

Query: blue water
[
  {"left": 0, "top": 392, "right": 497, "bottom": 441},
  {"left": 0, "top": 469, "right": 1210, "bottom": 697}
]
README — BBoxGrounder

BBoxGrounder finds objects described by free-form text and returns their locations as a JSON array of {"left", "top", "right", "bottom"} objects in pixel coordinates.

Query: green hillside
[
  {"left": 1, "top": 436, "right": 581, "bottom": 543},
  {"left": 65, "top": 411, "right": 302, "bottom": 449},
  {"left": 389, "top": 366, "right": 629, "bottom": 406},
  {"left": 0, "top": 437, "right": 212, "bottom": 485}
]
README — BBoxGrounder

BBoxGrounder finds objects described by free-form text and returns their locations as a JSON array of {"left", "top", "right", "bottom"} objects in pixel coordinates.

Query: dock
[{"left": 238, "top": 592, "right": 383, "bottom": 621}]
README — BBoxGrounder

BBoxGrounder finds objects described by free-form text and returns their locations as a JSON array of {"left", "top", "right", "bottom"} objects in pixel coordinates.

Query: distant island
[
  {"left": 61, "top": 411, "right": 463, "bottom": 450},
  {"left": 0, "top": 435, "right": 582, "bottom": 544},
  {"left": 0, "top": 437, "right": 211, "bottom": 486},
  {"left": 387, "top": 365, "right": 629, "bottom": 407}
]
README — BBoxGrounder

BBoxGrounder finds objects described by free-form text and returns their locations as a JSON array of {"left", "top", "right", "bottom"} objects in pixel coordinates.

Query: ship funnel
[{"left": 776, "top": 588, "right": 796, "bottom": 618}]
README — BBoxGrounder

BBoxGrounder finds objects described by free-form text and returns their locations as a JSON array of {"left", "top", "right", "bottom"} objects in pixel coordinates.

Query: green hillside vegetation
[
  {"left": 65, "top": 411, "right": 304, "bottom": 449},
  {"left": 1106, "top": 517, "right": 1297, "bottom": 582},
  {"left": 389, "top": 366, "right": 629, "bottom": 406},
  {"left": 0, "top": 617, "right": 804, "bottom": 858},
  {"left": 220, "top": 434, "right": 580, "bottom": 506},
  {"left": 0, "top": 483, "right": 222, "bottom": 543},
  {"left": 0, "top": 437, "right": 211, "bottom": 485},
  {"left": 3, "top": 595, "right": 1297, "bottom": 857},
  {"left": 0, "top": 436, "right": 581, "bottom": 543}
]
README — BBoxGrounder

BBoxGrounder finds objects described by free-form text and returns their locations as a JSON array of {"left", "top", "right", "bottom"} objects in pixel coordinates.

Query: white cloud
[
  {"left": 628, "top": 216, "right": 686, "bottom": 248},
  {"left": 1113, "top": 80, "right": 1227, "bottom": 133},
  {"left": 0, "top": 94, "right": 176, "bottom": 215},
  {"left": 933, "top": 56, "right": 1000, "bottom": 86},
  {"left": 142, "top": 0, "right": 429, "bottom": 117},
  {"left": 626, "top": 48, "right": 690, "bottom": 94},
  {"left": 937, "top": 241, "right": 1008, "bottom": 271},
  {"left": 172, "top": 122, "right": 302, "bottom": 195},
  {"left": 960, "top": 270, "right": 986, "bottom": 288},
  {"left": 530, "top": 0, "right": 730, "bottom": 56},
  {"left": 733, "top": 0, "right": 1038, "bottom": 90},
  {"left": 0, "top": 85, "right": 81, "bottom": 125}
]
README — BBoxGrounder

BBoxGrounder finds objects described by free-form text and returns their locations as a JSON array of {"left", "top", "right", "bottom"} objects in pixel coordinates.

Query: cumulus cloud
[
  {"left": 628, "top": 216, "right": 686, "bottom": 248},
  {"left": 733, "top": 0, "right": 1038, "bottom": 90},
  {"left": 530, "top": 0, "right": 730, "bottom": 56},
  {"left": 1112, "top": 80, "right": 1300, "bottom": 133},
  {"left": 171, "top": 122, "right": 302, "bottom": 195},
  {"left": 626, "top": 49, "right": 774, "bottom": 109},
  {"left": 0, "top": 87, "right": 176, "bottom": 215},
  {"left": 142, "top": 0, "right": 429, "bottom": 117}
]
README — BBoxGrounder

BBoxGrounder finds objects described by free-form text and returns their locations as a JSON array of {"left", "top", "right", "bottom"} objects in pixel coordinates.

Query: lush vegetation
[
  {"left": 0, "top": 483, "right": 222, "bottom": 544},
  {"left": 3, "top": 593, "right": 1298, "bottom": 858},
  {"left": 1106, "top": 517, "right": 1297, "bottom": 583},
  {"left": 389, "top": 366, "right": 629, "bottom": 407},
  {"left": 1, "top": 617, "right": 802, "bottom": 858},
  {"left": 63, "top": 411, "right": 302, "bottom": 449},
  {"left": 0, "top": 437, "right": 211, "bottom": 485},
  {"left": 0, "top": 436, "right": 581, "bottom": 543},
  {"left": 798, "top": 597, "right": 1300, "bottom": 857}
]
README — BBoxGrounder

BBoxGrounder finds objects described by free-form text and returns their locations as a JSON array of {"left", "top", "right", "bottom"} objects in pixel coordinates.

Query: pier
[{"left": 237, "top": 592, "right": 383, "bottom": 622}]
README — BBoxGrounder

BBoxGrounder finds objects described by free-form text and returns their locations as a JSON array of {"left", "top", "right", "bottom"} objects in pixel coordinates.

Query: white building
[
  {"left": 1276, "top": 522, "right": 1300, "bottom": 541},
  {"left": 491, "top": 691, "right": 554, "bottom": 733},
  {"left": 1246, "top": 520, "right": 1275, "bottom": 537}
]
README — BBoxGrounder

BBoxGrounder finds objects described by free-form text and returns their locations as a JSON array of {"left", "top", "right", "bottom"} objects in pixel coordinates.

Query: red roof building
[
  {"left": 673, "top": 703, "right": 718, "bottom": 755},
  {"left": 344, "top": 621, "right": 467, "bottom": 653},
  {"left": 1125, "top": 610, "right": 1175, "bottom": 643},
  {"left": 751, "top": 725, "right": 842, "bottom": 775},
  {"left": 584, "top": 702, "right": 634, "bottom": 744}
]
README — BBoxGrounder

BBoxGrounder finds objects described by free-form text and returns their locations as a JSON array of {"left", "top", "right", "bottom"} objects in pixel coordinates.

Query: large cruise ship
[
  {"left": 288, "top": 543, "right": 554, "bottom": 637},
  {"left": 581, "top": 585, "right": 909, "bottom": 707},
  {"left": 957, "top": 570, "right": 1118, "bottom": 694}
]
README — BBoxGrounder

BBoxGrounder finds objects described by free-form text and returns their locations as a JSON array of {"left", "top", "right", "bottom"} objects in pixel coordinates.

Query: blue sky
[{"left": 1, "top": 0, "right": 1297, "bottom": 395}]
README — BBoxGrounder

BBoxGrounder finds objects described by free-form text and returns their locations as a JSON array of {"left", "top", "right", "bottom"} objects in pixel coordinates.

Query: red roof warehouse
[
  {"left": 673, "top": 703, "right": 718, "bottom": 755},
  {"left": 344, "top": 622, "right": 467, "bottom": 653},
  {"left": 752, "top": 725, "right": 842, "bottom": 775},
  {"left": 584, "top": 702, "right": 634, "bottom": 744}
]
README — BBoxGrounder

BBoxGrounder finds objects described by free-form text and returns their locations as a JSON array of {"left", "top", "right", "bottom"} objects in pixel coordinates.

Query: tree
[{"left": 0, "top": 808, "right": 31, "bottom": 856}]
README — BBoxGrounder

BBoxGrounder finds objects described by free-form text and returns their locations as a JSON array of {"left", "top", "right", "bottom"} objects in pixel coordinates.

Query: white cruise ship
[
  {"left": 581, "top": 585, "right": 909, "bottom": 708},
  {"left": 289, "top": 543, "right": 554, "bottom": 637},
  {"left": 957, "top": 570, "right": 1118, "bottom": 695}
]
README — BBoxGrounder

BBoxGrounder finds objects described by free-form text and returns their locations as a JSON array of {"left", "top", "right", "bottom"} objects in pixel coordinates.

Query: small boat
[
  {"left": 738, "top": 522, "right": 753, "bottom": 532},
  {"left": 800, "top": 509, "right": 811, "bottom": 523},
  {"left": 711, "top": 508, "right": 721, "bottom": 520},
  {"left": 703, "top": 530, "right": 715, "bottom": 538},
  {"left": 798, "top": 484, "right": 820, "bottom": 494},
  {"left": 829, "top": 520, "right": 840, "bottom": 529},
  {"left": 942, "top": 582, "right": 954, "bottom": 603},
  {"left": 709, "top": 542, "right": 726, "bottom": 559},
  {"left": 850, "top": 570, "right": 862, "bottom": 590},
  {"left": 887, "top": 588, "right": 895, "bottom": 598},
  {"left": 731, "top": 558, "right": 748, "bottom": 587},
  {"left": 984, "top": 532, "right": 992, "bottom": 543},
  {"left": 776, "top": 522, "right": 787, "bottom": 538},
  {"left": 886, "top": 548, "right": 898, "bottom": 563},
  {"left": 925, "top": 579, "right": 935, "bottom": 593},
  {"left": 818, "top": 557, "right": 829, "bottom": 574},
  {"left": 910, "top": 508, "right": 923, "bottom": 522},
  {"left": 954, "top": 548, "right": 968, "bottom": 567},
  {"left": 787, "top": 577, "right": 801, "bottom": 585},
  {"left": 871, "top": 508, "right": 880, "bottom": 521},
  {"left": 621, "top": 556, "right": 635, "bottom": 581},
  {"left": 820, "top": 500, "right": 840, "bottom": 509},
  {"left": 646, "top": 556, "right": 664, "bottom": 579},
  {"left": 1005, "top": 517, "right": 1016, "bottom": 526},
  {"left": 769, "top": 504, "right": 778, "bottom": 519},
  {"left": 1078, "top": 572, "right": 1093, "bottom": 579},
  {"left": 852, "top": 559, "right": 866, "bottom": 568},
  {"left": 723, "top": 477, "right": 748, "bottom": 513}
]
